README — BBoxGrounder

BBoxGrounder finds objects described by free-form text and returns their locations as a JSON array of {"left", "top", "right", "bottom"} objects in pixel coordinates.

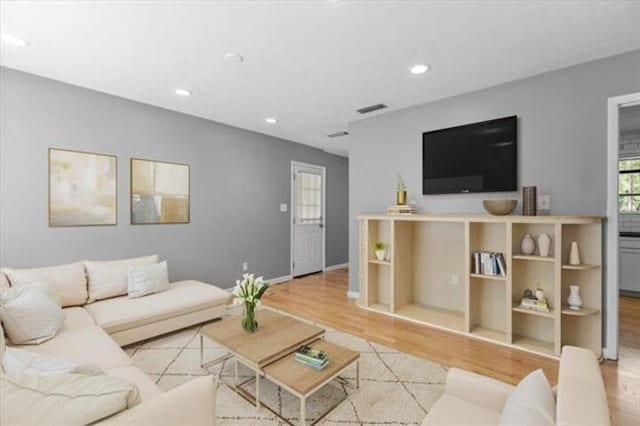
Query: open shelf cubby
[
  {"left": 393, "top": 220, "right": 466, "bottom": 331},
  {"left": 357, "top": 214, "right": 602, "bottom": 359},
  {"left": 468, "top": 221, "right": 508, "bottom": 342},
  {"left": 559, "top": 223, "right": 602, "bottom": 354}
]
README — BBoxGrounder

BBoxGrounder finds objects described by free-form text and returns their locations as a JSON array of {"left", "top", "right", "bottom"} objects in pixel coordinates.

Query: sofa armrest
[
  {"left": 445, "top": 368, "right": 514, "bottom": 413},
  {"left": 557, "top": 346, "right": 610, "bottom": 426},
  {"left": 99, "top": 376, "right": 217, "bottom": 426}
]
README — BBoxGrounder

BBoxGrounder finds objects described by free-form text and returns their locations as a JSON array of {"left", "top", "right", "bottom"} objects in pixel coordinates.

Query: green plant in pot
[
  {"left": 232, "top": 273, "right": 270, "bottom": 332},
  {"left": 396, "top": 174, "right": 407, "bottom": 205},
  {"left": 374, "top": 241, "right": 387, "bottom": 261}
]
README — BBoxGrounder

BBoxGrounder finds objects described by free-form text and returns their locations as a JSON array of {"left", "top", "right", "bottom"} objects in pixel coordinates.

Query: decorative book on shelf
[
  {"left": 387, "top": 204, "right": 417, "bottom": 215},
  {"left": 471, "top": 251, "right": 506, "bottom": 276},
  {"left": 295, "top": 345, "right": 330, "bottom": 370},
  {"left": 519, "top": 297, "right": 550, "bottom": 312}
]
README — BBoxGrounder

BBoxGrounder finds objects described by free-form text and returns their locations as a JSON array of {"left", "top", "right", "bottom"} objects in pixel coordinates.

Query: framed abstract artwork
[
  {"left": 48, "top": 148, "right": 117, "bottom": 227},
  {"left": 130, "top": 158, "right": 190, "bottom": 224}
]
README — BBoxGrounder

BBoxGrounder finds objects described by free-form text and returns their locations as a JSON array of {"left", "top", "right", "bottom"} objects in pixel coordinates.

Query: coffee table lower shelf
[{"left": 201, "top": 336, "right": 360, "bottom": 426}]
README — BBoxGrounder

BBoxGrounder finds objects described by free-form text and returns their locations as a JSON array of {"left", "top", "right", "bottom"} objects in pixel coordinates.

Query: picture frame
[
  {"left": 48, "top": 148, "right": 117, "bottom": 227},
  {"left": 130, "top": 157, "right": 190, "bottom": 224}
]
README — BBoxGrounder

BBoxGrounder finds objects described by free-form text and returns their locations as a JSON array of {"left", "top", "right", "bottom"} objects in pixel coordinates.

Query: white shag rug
[{"left": 124, "top": 309, "right": 446, "bottom": 425}]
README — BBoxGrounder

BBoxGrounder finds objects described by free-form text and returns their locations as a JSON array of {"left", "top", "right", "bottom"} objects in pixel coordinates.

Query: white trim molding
[
  {"left": 347, "top": 291, "right": 360, "bottom": 299},
  {"left": 324, "top": 262, "right": 348, "bottom": 271},
  {"left": 267, "top": 275, "right": 293, "bottom": 285},
  {"left": 605, "top": 91, "right": 640, "bottom": 360}
]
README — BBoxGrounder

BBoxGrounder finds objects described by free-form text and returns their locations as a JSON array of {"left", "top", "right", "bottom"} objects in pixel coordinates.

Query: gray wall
[
  {"left": 0, "top": 67, "right": 349, "bottom": 288},
  {"left": 348, "top": 49, "right": 640, "bottom": 292}
]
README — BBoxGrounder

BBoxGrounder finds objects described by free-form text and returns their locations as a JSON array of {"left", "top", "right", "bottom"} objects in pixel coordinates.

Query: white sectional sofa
[
  {"left": 422, "top": 345, "right": 610, "bottom": 426},
  {"left": 0, "top": 259, "right": 231, "bottom": 425}
]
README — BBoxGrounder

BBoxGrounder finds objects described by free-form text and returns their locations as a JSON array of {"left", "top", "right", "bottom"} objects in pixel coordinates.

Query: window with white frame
[
  {"left": 619, "top": 158, "right": 640, "bottom": 213},
  {"left": 296, "top": 172, "right": 322, "bottom": 224}
]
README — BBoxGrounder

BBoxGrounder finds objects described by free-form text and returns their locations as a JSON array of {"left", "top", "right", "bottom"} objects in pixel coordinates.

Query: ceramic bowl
[{"left": 483, "top": 199, "right": 518, "bottom": 216}]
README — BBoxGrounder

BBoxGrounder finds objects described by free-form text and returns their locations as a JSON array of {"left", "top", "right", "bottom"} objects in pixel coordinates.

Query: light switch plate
[
  {"left": 538, "top": 195, "right": 551, "bottom": 210},
  {"left": 280, "top": 203, "right": 288, "bottom": 212}
]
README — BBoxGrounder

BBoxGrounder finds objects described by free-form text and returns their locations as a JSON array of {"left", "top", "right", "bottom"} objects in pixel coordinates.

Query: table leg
[
  {"left": 255, "top": 370, "right": 260, "bottom": 408},
  {"left": 199, "top": 335, "right": 203, "bottom": 368},
  {"left": 300, "top": 396, "right": 306, "bottom": 426},
  {"left": 356, "top": 360, "right": 360, "bottom": 389},
  {"left": 235, "top": 358, "right": 238, "bottom": 388}
]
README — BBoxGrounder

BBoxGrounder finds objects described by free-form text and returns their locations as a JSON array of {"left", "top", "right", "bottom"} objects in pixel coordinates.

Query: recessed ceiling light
[
  {"left": 174, "top": 88, "right": 193, "bottom": 97},
  {"left": 225, "top": 53, "right": 244, "bottom": 63},
  {"left": 410, "top": 64, "right": 431, "bottom": 74},
  {"left": 265, "top": 117, "right": 278, "bottom": 124},
  {"left": 1, "top": 34, "right": 31, "bottom": 47}
]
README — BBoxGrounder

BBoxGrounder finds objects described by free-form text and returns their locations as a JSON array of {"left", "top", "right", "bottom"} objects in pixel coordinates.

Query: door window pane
[{"left": 297, "top": 172, "right": 322, "bottom": 223}]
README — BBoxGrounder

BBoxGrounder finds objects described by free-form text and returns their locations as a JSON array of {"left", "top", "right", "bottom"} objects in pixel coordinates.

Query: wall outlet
[
  {"left": 280, "top": 203, "right": 288, "bottom": 212},
  {"left": 242, "top": 262, "right": 248, "bottom": 272},
  {"left": 450, "top": 274, "right": 460, "bottom": 286},
  {"left": 538, "top": 195, "right": 551, "bottom": 211}
]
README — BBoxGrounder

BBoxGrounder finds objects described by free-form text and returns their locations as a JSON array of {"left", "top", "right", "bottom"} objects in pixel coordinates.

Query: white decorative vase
[
  {"left": 521, "top": 234, "right": 536, "bottom": 255},
  {"left": 537, "top": 233, "right": 551, "bottom": 257},
  {"left": 375, "top": 250, "right": 386, "bottom": 261},
  {"left": 535, "top": 288, "right": 545, "bottom": 301},
  {"left": 569, "top": 241, "right": 581, "bottom": 265},
  {"left": 567, "top": 285, "right": 583, "bottom": 310}
]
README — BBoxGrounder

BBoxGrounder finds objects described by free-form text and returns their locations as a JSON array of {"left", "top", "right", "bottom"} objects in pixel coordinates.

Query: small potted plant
[
  {"left": 396, "top": 174, "right": 407, "bottom": 205},
  {"left": 374, "top": 242, "right": 387, "bottom": 261},
  {"left": 232, "top": 273, "right": 269, "bottom": 332}
]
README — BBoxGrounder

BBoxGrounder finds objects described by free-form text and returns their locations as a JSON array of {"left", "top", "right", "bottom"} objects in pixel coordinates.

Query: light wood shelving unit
[{"left": 357, "top": 213, "right": 603, "bottom": 358}]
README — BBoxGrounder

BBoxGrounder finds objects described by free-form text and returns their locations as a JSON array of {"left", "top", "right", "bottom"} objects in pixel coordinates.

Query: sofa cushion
[
  {"left": 1, "top": 373, "right": 140, "bottom": 426},
  {"left": 84, "top": 280, "right": 230, "bottom": 334},
  {"left": 422, "top": 394, "right": 502, "bottom": 426},
  {"left": 20, "top": 325, "right": 132, "bottom": 371},
  {"left": 62, "top": 307, "right": 96, "bottom": 331},
  {"left": 500, "top": 369, "right": 555, "bottom": 426},
  {"left": 105, "top": 366, "right": 162, "bottom": 401},
  {"left": 127, "top": 260, "right": 170, "bottom": 299},
  {"left": 85, "top": 255, "right": 159, "bottom": 302},
  {"left": 0, "top": 272, "right": 9, "bottom": 289},
  {"left": 0, "top": 287, "right": 65, "bottom": 345},
  {"left": 3, "top": 347, "right": 104, "bottom": 376},
  {"left": 1, "top": 262, "right": 87, "bottom": 307}
]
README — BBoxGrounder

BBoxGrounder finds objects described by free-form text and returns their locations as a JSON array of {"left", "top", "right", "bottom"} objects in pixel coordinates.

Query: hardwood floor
[
  {"left": 263, "top": 268, "right": 640, "bottom": 426},
  {"left": 620, "top": 295, "right": 640, "bottom": 349}
]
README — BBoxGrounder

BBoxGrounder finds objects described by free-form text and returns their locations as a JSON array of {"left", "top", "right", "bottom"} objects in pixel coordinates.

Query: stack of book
[
  {"left": 520, "top": 297, "right": 550, "bottom": 312},
  {"left": 294, "top": 345, "right": 330, "bottom": 370},
  {"left": 387, "top": 204, "right": 417, "bottom": 215},
  {"left": 471, "top": 251, "right": 507, "bottom": 276}
]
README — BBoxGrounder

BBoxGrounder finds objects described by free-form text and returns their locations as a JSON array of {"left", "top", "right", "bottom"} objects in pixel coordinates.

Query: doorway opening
[
  {"left": 291, "top": 161, "right": 326, "bottom": 278},
  {"left": 606, "top": 92, "right": 640, "bottom": 361}
]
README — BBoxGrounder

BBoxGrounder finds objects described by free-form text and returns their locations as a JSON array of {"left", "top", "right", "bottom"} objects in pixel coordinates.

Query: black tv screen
[{"left": 422, "top": 116, "right": 517, "bottom": 195}]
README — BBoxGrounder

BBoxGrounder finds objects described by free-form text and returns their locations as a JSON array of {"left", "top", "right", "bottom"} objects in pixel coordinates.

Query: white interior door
[{"left": 292, "top": 163, "right": 325, "bottom": 277}]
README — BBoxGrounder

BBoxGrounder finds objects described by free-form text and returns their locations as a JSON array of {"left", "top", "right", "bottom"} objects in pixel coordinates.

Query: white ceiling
[{"left": 1, "top": 1, "right": 639, "bottom": 157}]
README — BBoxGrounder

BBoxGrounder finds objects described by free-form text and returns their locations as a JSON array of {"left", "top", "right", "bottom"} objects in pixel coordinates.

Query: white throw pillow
[
  {"left": 1, "top": 373, "right": 140, "bottom": 425},
  {"left": 3, "top": 347, "right": 104, "bottom": 376},
  {"left": 85, "top": 255, "right": 159, "bottom": 302},
  {"left": 500, "top": 369, "right": 555, "bottom": 426},
  {"left": 2, "top": 262, "right": 87, "bottom": 307},
  {"left": 0, "top": 288, "right": 65, "bottom": 345},
  {"left": 127, "top": 260, "right": 170, "bottom": 299}
]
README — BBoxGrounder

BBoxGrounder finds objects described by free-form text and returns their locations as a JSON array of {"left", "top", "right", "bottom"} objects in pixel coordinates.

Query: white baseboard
[
  {"left": 347, "top": 291, "right": 360, "bottom": 299},
  {"left": 324, "top": 262, "right": 348, "bottom": 271},
  {"left": 267, "top": 275, "right": 293, "bottom": 285}
]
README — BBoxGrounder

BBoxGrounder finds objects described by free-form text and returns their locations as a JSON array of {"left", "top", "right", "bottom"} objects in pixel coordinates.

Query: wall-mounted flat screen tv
[{"left": 422, "top": 115, "right": 517, "bottom": 195}]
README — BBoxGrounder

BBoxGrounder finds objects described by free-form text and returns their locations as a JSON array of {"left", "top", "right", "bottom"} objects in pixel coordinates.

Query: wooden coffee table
[{"left": 200, "top": 309, "right": 360, "bottom": 425}]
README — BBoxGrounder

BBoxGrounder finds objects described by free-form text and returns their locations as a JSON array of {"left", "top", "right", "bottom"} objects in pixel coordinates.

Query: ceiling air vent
[
  {"left": 356, "top": 103, "right": 387, "bottom": 114},
  {"left": 327, "top": 131, "right": 349, "bottom": 138}
]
